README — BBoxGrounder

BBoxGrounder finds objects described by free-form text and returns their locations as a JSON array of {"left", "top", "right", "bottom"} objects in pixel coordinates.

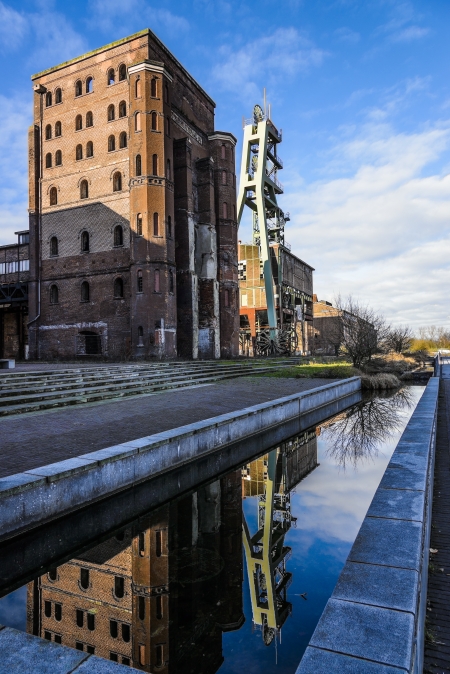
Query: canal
[{"left": 0, "top": 385, "right": 424, "bottom": 673}]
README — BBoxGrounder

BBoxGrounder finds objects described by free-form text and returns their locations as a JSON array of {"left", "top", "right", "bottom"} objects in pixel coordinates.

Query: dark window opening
[
  {"left": 45, "top": 153, "right": 52, "bottom": 168},
  {"left": 155, "top": 530, "right": 162, "bottom": 557},
  {"left": 44, "top": 631, "right": 51, "bottom": 641},
  {"left": 80, "top": 568, "right": 89, "bottom": 589},
  {"left": 114, "top": 576, "right": 124, "bottom": 598},
  {"left": 156, "top": 595, "right": 163, "bottom": 620},
  {"left": 138, "top": 531, "right": 145, "bottom": 554},
  {"left": 119, "top": 131, "right": 127, "bottom": 148},
  {"left": 107, "top": 104, "right": 115, "bottom": 122},
  {"left": 166, "top": 159, "right": 171, "bottom": 180},
  {"left": 110, "top": 621, "right": 118, "bottom": 639},
  {"left": 137, "top": 325, "right": 144, "bottom": 346},
  {"left": 156, "top": 644, "right": 163, "bottom": 667},
  {"left": 114, "top": 277, "right": 124, "bottom": 298},
  {"left": 108, "top": 135, "right": 115, "bottom": 152},
  {"left": 153, "top": 212, "right": 159, "bottom": 236},
  {"left": 164, "top": 83, "right": 169, "bottom": 103},
  {"left": 167, "top": 215, "right": 172, "bottom": 238},
  {"left": 86, "top": 141, "right": 93, "bottom": 158},
  {"left": 135, "top": 154, "right": 142, "bottom": 176},
  {"left": 86, "top": 111, "right": 93, "bottom": 127},
  {"left": 76, "top": 610, "right": 84, "bottom": 628},
  {"left": 76, "top": 144, "right": 83, "bottom": 161},
  {"left": 122, "top": 624, "right": 130, "bottom": 643},
  {"left": 86, "top": 646, "right": 95, "bottom": 655},
  {"left": 55, "top": 88, "right": 62, "bottom": 104},
  {"left": 138, "top": 596, "right": 145, "bottom": 620},
  {"left": 49, "top": 187, "right": 57, "bottom": 206},
  {"left": 152, "top": 153, "right": 158, "bottom": 175},
  {"left": 75, "top": 114, "right": 82, "bottom": 131},
  {"left": 45, "top": 124, "right": 52, "bottom": 140},
  {"left": 169, "top": 269, "right": 174, "bottom": 293},
  {"left": 81, "top": 281, "right": 90, "bottom": 302},
  {"left": 122, "top": 657, "right": 130, "bottom": 666},
  {"left": 136, "top": 214, "right": 142, "bottom": 236},
  {"left": 87, "top": 613, "right": 95, "bottom": 631},
  {"left": 75, "top": 80, "right": 82, "bottom": 97},
  {"left": 135, "top": 77, "right": 141, "bottom": 98},
  {"left": 45, "top": 91, "right": 52, "bottom": 107},
  {"left": 76, "top": 642, "right": 84, "bottom": 651},
  {"left": 137, "top": 271, "right": 143, "bottom": 293},
  {"left": 48, "top": 568, "right": 57, "bottom": 581},
  {"left": 151, "top": 78, "right": 157, "bottom": 97},
  {"left": 55, "top": 603, "right": 62, "bottom": 621},
  {"left": 114, "top": 225, "right": 123, "bottom": 247},
  {"left": 107, "top": 68, "right": 115, "bottom": 85},
  {"left": 119, "top": 64, "right": 126, "bottom": 81},
  {"left": 50, "top": 284, "right": 59, "bottom": 304},
  {"left": 113, "top": 172, "right": 122, "bottom": 192},
  {"left": 110, "top": 653, "right": 118, "bottom": 662},
  {"left": 151, "top": 111, "right": 157, "bottom": 130},
  {"left": 44, "top": 601, "right": 52, "bottom": 618},
  {"left": 135, "top": 111, "right": 141, "bottom": 132},
  {"left": 118, "top": 100, "right": 126, "bottom": 118},
  {"left": 165, "top": 116, "right": 170, "bottom": 136},
  {"left": 55, "top": 150, "right": 62, "bottom": 166},
  {"left": 86, "top": 77, "right": 93, "bottom": 93},
  {"left": 80, "top": 180, "right": 88, "bottom": 199},
  {"left": 54, "top": 634, "right": 62, "bottom": 644}
]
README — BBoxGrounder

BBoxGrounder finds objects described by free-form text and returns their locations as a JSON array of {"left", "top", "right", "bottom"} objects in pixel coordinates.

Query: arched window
[
  {"left": 45, "top": 91, "right": 52, "bottom": 107},
  {"left": 118, "top": 100, "right": 126, "bottom": 118},
  {"left": 75, "top": 115, "right": 82, "bottom": 131},
  {"left": 152, "top": 154, "right": 158, "bottom": 175},
  {"left": 55, "top": 121, "right": 61, "bottom": 137},
  {"left": 167, "top": 215, "right": 172, "bottom": 238},
  {"left": 135, "top": 112, "right": 141, "bottom": 132},
  {"left": 233, "top": 204, "right": 236, "bottom": 219},
  {"left": 86, "top": 141, "right": 93, "bottom": 158},
  {"left": 108, "top": 135, "right": 115, "bottom": 152},
  {"left": 153, "top": 212, "right": 159, "bottom": 236},
  {"left": 114, "top": 225, "right": 123, "bottom": 247},
  {"left": 119, "top": 64, "right": 126, "bottom": 81},
  {"left": 81, "top": 230, "right": 89, "bottom": 252},
  {"left": 166, "top": 159, "right": 171, "bottom": 180},
  {"left": 151, "top": 112, "right": 157, "bottom": 130},
  {"left": 135, "top": 154, "right": 142, "bottom": 176},
  {"left": 81, "top": 281, "right": 90, "bottom": 302},
  {"left": 119, "top": 131, "right": 127, "bottom": 149},
  {"left": 136, "top": 213, "right": 142, "bottom": 236},
  {"left": 55, "top": 150, "right": 62, "bottom": 166},
  {"left": 169, "top": 269, "right": 174, "bottom": 293},
  {"left": 86, "top": 111, "right": 93, "bottom": 127},
  {"left": 223, "top": 202, "right": 228, "bottom": 219},
  {"left": 80, "top": 180, "right": 89, "bottom": 200},
  {"left": 165, "top": 117, "right": 170, "bottom": 136},
  {"left": 151, "top": 78, "right": 157, "bottom": 97},
  {"left": 154, "top": 269, "right": 160, "bottom": 293},
  {"left": 75, "top": 80, "right": 82, "bottom": 97},
  {"left": 86, "top": 77, "right": 93, "bottom": 93},
  {"left": 107, "top": 104, "right": 115, "bottom": 121},
  {"left": 135, "top": 77, "right": 141, "bottom": 98},
  {"left": 50, "top": 284, "right": 59, "bottom": 304},
  {"left": 49, "top": 187, "right": 57, "bottom": 206},
  {"left": 222, "top": 170, "right": 227, "bottom": 185},
  {"left": 55, "top": 88, "right": 62, "bottom": 104},
  {"left": 107, "top": 68, "right": 115, "bottom": 85},
  {"left": 50, "top": 237, "right": 58, "bottom": 257},
  {"left": 137, "top": 270, "right": 143, "bottom": 292},
  {"left": 221, "top": 144, "right": 226, "bottom": 159},
  {"left": 114, "top": 277, "right": 124, "bottom": 298},
  {"left": 113, "top": 172, "right": 122, "bottom": 192},
  {"left": 164, "top": 83, "right": 169, "bottom": 103},
  {"left": 45, "top": 152, "right": 52, "bottom": 168},
  {"left": 45, "top": 124, "right": 52, "bottom": 140},
  {"left": 224, "top": 289, "right": 230, "bottom": 307},
  {"left": 76, "top": 144, "right": 83, "bottom": 161},
  {"left": 137, "top": 325, "right": 144, "bottom": 346}
]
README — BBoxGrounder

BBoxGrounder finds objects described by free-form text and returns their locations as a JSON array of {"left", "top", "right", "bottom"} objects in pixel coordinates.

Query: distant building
[
  {"left": 238, "top": 242, "right": 314, "bottom": 356},
  {"left": 27, "top": 29, "right": 239, "bottom": 361},
  {"left": 0, "top": 230, "right": 30, "bottom": 359},
  {"left": 312, "top": 295, "right": 342, "bottom": 355}
]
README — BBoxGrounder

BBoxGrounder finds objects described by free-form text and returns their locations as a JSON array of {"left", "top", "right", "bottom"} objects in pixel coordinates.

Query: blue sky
[{"left": 1, "top": 0, "right": 450, "bottom": 328}]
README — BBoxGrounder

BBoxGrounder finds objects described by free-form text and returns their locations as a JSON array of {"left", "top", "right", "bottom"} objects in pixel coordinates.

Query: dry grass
[
  {"left": 366, "top": 353, "right": 417, "bottom": 375},
  {"left": 360, "top": 373, "right": 401, "bottom": 390}
]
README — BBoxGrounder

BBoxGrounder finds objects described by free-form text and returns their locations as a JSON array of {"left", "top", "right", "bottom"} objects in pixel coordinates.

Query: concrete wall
[
  {"left": 297, "top": 377, "right": 439, "bottom": 674},
  {"left": 0, "top": 378, "right": 360, "bottom": 542}
]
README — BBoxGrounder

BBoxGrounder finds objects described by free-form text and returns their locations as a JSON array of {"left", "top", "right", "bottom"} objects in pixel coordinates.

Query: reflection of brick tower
[{"left": 27, "top": 471, "right": 244, "bottom": 672}]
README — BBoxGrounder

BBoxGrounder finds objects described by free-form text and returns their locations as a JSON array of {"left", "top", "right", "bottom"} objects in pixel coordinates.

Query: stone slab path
[
  {"left": 0, "top": 376, "right": 332, "bottom": 479},
  {"left": 424, "top": 368, "right": 450, "bottom": 673}
]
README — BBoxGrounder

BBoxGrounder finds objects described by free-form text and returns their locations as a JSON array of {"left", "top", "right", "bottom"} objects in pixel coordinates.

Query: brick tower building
[{"left": 28, "top": 29, "right": 239, "bottom": 360}]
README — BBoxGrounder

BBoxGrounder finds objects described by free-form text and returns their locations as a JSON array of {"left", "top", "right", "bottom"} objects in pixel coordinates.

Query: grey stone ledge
[
  {"left": 367, "top": 487, "right": 425, "bottom": 522},
  {"left": 0, "top": 472, "right": 47, "bottom": 497},
  {"left": 309, "top": 598, "right": 414, "bottom": 670},
  {"left": 379, "top": 465, "right": 427, "bottom": 492},
  {"left": 298, "top": 647, "right": 408, "bottom": 673},
  {"left": 25, "top": 457, "right": 97, "bottom": 482},
  {"left": 348, "top": 517, "right": 422, "bottom": 570}
]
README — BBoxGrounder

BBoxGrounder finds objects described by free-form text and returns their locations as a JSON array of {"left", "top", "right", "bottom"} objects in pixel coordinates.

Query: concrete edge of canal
[
  {"left": 0, "top": 377, "right": 360, "bottom": 542},
  {"left": 296, "top": 376, "right": 439, "bottom": 674}
]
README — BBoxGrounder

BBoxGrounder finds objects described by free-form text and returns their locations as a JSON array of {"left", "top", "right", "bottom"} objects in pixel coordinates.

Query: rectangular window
[
  {"left": 87, "top": 613, "right": 95, "bottom": 631},
  {"left": 139, "top": 596, "right": 145, "bottom": 620},
  {"left": 44, "top": 631, "right": 51, "bottom": 641},
  {"left": 155, "top": 530, "right": 162, "bottom": 557},
  {"left": 44, "top": 601, "right": 52, "bottom": 618},
  {"left": 154, "top": 270, "right": 160, "bottom": 293},
  {"left": 76, "top": 610, "right": 84, "bottom": 628},
  {"left": 122, "top": 657, "right": 130, "bottom": 666},
  {"left": 54, "top": 603, "right": 62, "bottom": 621},
  {"left": 86, "top": 645, "right": 95, "bottom": 655},
  {"left": 76, "top": 642, "right": 84, "bottom": 651},
  {"left": 110, "top": 653, "right": 118, "bottom": 662},
  {"left": 54, "top": 634, "right": 62, "bottom": 644},
  {"left": 0, "top": 263, "right": 5, "bottom": 274},
  {"left": 156, "top": 595, "right": 163, "bottom": 620}
]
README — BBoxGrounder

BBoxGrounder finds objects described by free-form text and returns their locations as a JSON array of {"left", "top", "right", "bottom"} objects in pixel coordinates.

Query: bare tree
[
  {"left": 384, "top": 325, "right": 413, "bottom": 353},
  {"left": 333, "top": 295, "right": 391, "bottom": 368}
]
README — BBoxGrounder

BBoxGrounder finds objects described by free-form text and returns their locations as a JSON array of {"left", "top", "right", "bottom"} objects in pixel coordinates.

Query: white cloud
[
  {"left": 0, "top": 2, "right": 26, "bottom": 50},
  {"left": 28, "top": 12, "right": 87, "bottom": 71},
  {"left": 284, "top": 121, "right": 450, "bottom": 329},
  {"left": 212, "top": 28, "right": 327, "bottom": 104}
]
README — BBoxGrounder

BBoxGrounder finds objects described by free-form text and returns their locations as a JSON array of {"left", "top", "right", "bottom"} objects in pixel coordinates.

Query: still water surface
[{"left": 0, "top": 386, "right": 424, "bottom": 673}]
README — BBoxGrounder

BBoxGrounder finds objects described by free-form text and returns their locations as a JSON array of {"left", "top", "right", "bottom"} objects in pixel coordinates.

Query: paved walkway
[
  {"left": 424, "top": 365, "right": 450, "bottom": 673},
  {"left": 0, "top": 376, "right": 332, "bottom": 479}
]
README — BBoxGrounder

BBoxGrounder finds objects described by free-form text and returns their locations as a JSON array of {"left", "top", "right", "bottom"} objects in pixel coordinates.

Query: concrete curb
[
  {"left": 0, "top": 377, "right": 360, "bottom": 542},
  {"left": 296, "top": 377, "right": 439, "bottom": 674}
]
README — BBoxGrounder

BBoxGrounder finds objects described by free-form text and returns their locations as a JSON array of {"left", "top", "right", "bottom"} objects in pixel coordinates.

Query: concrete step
[
  {"left": 0, "top": 361, "right": 295, "bottom": 393},
  {"left": 0, "top": 364, "right": 273, "bottom": 399},
  {"left": 0, "top": 366, "right": 284, "bottom": 416}
]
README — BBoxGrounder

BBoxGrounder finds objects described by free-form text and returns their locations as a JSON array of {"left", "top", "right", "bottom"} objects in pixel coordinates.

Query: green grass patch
[{"left": 255, "top": 363, "right": 357, "bottom": 379}]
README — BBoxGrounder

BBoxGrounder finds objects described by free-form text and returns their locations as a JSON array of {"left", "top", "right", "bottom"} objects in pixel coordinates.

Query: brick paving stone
[{"left": 0, "top": 375, "right": 333, "bottom": 478}]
